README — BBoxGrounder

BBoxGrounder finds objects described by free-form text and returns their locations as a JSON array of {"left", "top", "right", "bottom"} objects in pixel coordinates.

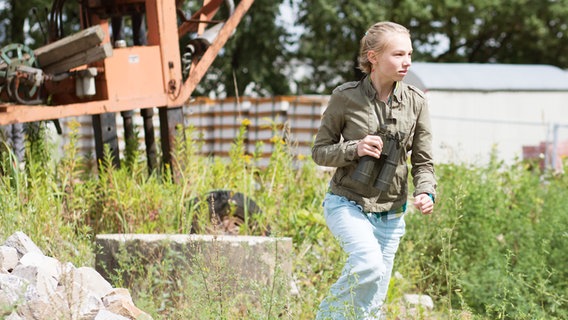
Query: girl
[{"left": 312, "top": 21, "right": 437, "bottom": 319}]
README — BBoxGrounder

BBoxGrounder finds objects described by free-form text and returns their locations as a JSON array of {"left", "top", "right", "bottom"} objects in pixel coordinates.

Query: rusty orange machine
[{"left": 0, "top": 0, "right": 254, "bottom": 170}]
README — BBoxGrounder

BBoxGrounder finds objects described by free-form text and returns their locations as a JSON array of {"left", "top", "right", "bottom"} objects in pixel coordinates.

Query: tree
[
  {"left": 5, "top": 0, "right": 567, "bottom": 97},
  {"left": 295, "top": 0, "right": 568, "bottom": 94},
  {"left": 294, "top": 1, "right": 389, "bottom": 94},
  {"left": 189, "top": 0, "right": 293, "bottom": 97},
  {"left": 0, "top": 0, "right": 51, "bottom": 46},
  {"left": 406, "top": 0, "right": 568, "bottom": 66},
  {"left": 0, "top": 0, "right": 79, "bottom": 47}
]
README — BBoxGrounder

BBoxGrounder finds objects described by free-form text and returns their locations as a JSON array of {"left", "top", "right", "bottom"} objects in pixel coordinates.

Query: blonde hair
[{"left": 358, "top": 21, "right": 410, "bottom": 75}]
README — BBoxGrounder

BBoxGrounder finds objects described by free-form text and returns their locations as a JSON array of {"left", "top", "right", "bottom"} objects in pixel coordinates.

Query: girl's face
[{"left": 368, "top": 33, "right": 413, "bottom": 83}]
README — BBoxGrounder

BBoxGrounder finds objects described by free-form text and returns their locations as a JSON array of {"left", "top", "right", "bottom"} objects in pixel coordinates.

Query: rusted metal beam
[
  {"left": 177, "top": 0, "right": 223, "bottom": 37},
  {"left": 173, "top": 0, "right": 254, "bottom": 106}
]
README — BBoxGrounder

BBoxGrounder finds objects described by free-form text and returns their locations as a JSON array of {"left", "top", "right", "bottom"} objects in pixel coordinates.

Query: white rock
[
  {"left": 403, "top": 293, "right": 434, "bottom": 310},
  {"left": 16, "top": 298, "right": 70, "bottom": 320},
  {"left": 59, "top": 280, "right": 104, "bottom": 319},
  {"left": 20, "top": 251, "right": 63, "bottom": 282},
  {"left": 1, "top": 232, "right": 152, "bottom": 320},
  {"left": 71, "top": 267, "right": 114, "bottom": 299},
  {"left": 4, "top": 312, "right": 24, "bottom": 320},
  {"left": 11, "top": 264, "right": 58, "bottom": 299},
  {"left": 0, "top": 273, "right": 40, "bottom": 304},
  {"left": 0, "top": 246, "right": 19, "bottom": 272},
  {"left": 3, "top": 232, "right": 43, "bottom": 258},
  {"left": 94, "top": 309, "right": 131, "bottom": 320}
]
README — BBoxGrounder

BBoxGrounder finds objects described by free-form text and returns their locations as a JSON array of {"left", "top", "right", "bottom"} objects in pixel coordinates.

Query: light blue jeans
[{"left": 316, "top": 193, "right": 406, "bottom": 320}]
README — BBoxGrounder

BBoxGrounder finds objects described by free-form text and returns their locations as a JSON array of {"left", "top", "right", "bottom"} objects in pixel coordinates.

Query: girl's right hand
[{"left": 357, "top": 135, "right": 383, "bottom": 158}]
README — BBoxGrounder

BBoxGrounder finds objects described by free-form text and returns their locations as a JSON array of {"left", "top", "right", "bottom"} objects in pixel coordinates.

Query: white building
[{"left": 405, "top": 62, "right": 568, "bottom": 167}]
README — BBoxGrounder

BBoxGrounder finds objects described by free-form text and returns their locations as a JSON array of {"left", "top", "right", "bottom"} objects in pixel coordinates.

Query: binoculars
[{"left": 352, "top": 131, "right": 406, "bottom": 191}]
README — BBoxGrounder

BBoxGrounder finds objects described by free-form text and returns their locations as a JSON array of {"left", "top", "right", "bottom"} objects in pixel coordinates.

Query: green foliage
[
  {"left": 0, "top": 121, "right": 94, "bottom": 267},
  {"left": 406, "top": 0, "right": 568, "bottom": 67},
  {"left": 0, "top": 0, "right": 80, "bottom": 46},
  {"left": 295, "top": 1, "right": 387, "bottom": 92},
  {"left": 295, "top": 0, "right": 568, "bottom": 93},
  {"left": 397, "top": 157, "right": 568, "bottom": 319},
  {"left": 0, "top": 121, "right": 567, "bottom": 319},
  {"left": 4, "top": 0, "right": 568, "bottom": 96}
]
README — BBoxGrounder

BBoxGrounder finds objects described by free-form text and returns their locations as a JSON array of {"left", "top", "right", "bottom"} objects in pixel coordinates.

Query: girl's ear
[{"left": 367, "top": 51, "right": 377, "bottom": 65}]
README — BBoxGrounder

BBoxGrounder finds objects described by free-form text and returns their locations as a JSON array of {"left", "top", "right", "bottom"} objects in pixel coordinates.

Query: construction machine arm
[
  {"left": 174, "top": 0, "right": 254, "bottom": 106},
  {"left": 0, "top": 0, "right": 255, "bottom": 125}
]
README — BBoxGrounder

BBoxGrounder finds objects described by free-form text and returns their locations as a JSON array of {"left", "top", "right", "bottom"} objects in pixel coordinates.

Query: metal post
[
  {"left": 159, "top": 106, "right": 184, "bottom": 179},
  {"left": 141, "top": 107, "right": 157, "bottom": 174},
  {"left": 551, "top": 124, "right": 559, "bottom": 171},
  {"left": 92, "top": 113, "right": 120, "bottom": 168}
]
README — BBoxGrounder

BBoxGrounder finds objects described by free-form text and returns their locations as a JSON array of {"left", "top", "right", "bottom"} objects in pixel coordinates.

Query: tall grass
[
  {"left": 395, "top": 154, "right": 568, "bottom": 320},
  {"left": 0, "top": 121, "right": 566, "bottom": 319}
]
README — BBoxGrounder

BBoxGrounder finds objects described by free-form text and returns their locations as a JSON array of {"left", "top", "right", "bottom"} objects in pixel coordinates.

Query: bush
[
  {"left": 397, "top": 156, "right": 568, "bottom": 319},
  {"left": 0, "top": 122, "right": 566, "bottom": 319}
]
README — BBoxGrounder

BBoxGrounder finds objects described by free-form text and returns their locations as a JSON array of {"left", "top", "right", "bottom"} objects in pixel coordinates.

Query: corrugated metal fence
[{"left": 58, "top": 95, "right": 328, "bottom": 164}]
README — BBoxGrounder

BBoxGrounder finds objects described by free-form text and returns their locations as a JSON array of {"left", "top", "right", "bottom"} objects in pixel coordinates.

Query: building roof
[{"left": 405, "top": 62, "right": 568, "bottom": 92}]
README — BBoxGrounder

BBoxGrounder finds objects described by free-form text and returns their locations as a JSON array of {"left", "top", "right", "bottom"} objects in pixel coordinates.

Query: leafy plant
[{"left": 1, "top": 121, "right": 566, "bottom": 319}]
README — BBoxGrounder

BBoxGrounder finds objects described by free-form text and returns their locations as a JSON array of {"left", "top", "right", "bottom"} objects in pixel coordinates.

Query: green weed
[{"left": 0, "top": 121, "right": 566, "bottom": 319}]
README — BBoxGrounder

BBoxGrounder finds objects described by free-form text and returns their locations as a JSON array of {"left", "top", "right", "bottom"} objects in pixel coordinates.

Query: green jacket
[{"left": 312, "top": 76, "right": 437, "bottom": 213}]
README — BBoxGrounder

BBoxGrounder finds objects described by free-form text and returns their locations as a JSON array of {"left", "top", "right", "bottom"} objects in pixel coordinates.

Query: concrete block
[{"left": 95, "top": 234, "right": 293, "bottom": 294}]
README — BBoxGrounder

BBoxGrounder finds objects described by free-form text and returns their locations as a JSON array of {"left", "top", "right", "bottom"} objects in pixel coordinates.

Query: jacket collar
[{"left": 362, "top": 76, "right": 403, "bottom": 106}]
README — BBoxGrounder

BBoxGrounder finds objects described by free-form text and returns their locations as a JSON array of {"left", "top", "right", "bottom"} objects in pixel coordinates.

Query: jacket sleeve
[
  {"left": 312, "top": 93, "right": 359, "bottom": 168},
  {"left": 410, "top": 98, "right": 437, "bottom": 197}
]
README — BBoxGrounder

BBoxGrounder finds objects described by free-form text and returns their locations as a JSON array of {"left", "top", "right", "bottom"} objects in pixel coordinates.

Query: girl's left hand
[{"left": 413, "top": 193, "right": 434, "bottom": 215}]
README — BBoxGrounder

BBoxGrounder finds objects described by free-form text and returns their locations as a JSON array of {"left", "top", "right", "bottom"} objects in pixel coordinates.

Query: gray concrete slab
[{"left": 95, "top": 234, "right": 293, "bottom": 296}]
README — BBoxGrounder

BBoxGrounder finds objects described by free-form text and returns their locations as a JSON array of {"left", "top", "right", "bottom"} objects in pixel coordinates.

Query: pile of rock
[{"left": 0, "top": 231, "right": 152, "bottom": 320}]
